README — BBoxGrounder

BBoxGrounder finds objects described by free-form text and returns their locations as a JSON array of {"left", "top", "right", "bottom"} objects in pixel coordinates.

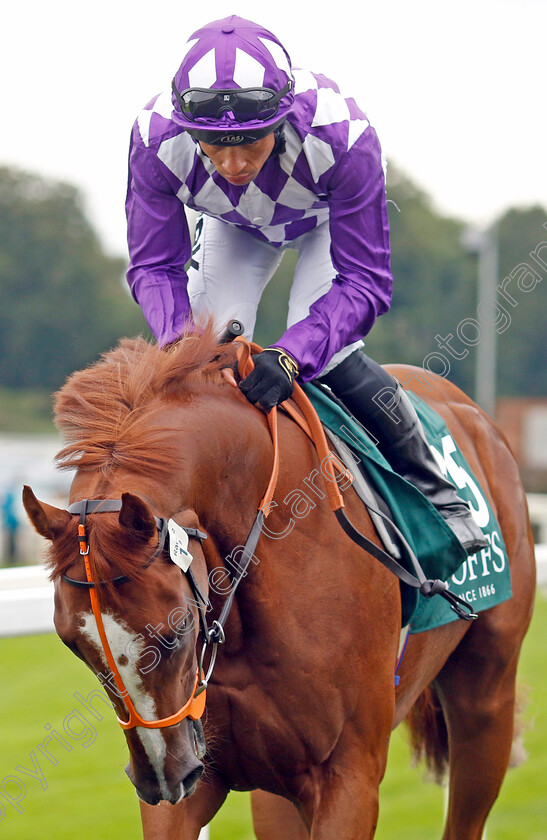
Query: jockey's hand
[{"left": 240, "top": 348, "right": 299, "bottom": 412}]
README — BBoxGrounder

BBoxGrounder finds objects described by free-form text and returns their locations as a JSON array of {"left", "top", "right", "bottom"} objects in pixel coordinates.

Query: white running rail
[{"left": 2, "top": 546, "right": 546, "bottom": 637}]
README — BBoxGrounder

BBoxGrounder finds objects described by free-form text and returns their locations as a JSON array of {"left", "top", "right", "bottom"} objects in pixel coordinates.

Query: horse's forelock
[{"left": 46, "top": 512, "right": 152, "bottom": 597}]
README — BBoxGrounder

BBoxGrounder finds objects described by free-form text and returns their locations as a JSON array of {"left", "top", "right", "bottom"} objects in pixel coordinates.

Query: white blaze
[{"left": 79, "top": 611, "right": 171, "bottom": 799}]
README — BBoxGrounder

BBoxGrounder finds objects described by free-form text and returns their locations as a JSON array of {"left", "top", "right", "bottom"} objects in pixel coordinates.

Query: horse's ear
[
  {"left": 220, "top": 367, "right": 238, "bottom": 388},
  {"left": 119, "top": 493, "right": 156, "bottom": 543},
  {"left": 22, "top": 485, "right": 71, "bottom": 541},
  {"left": 214, "top": 343, "right": 243, "bottom": 384}
]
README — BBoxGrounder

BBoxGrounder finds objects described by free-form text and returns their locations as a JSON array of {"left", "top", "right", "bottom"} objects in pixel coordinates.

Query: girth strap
[{"left": 334, "top": 509, "right": 477, "bottom": 619}]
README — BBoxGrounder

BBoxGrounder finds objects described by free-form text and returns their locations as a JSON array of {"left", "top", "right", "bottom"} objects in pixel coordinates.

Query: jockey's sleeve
[
  {"left": 273, "top": 126, "right": 393, "bottom": 382},
  {"left": 126, "top": 131, "right": 193, "bottom": 346}
]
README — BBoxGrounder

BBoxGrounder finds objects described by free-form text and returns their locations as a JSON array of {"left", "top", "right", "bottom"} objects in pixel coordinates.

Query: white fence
[
  {"left": 0, "top": 564, "right": 55, "bottom": 636},
  {"left": 527, "top": 493, "right": 547, "bottom": 543},
  {"left": 2, "top": 547, "right": 546, "bottom": 639},
  {"left": 2, "top": 488, "right": 547, "bottom": 638}
]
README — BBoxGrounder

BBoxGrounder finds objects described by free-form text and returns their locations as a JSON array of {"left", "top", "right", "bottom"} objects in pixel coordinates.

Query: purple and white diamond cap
[{"left": 171, "top": 15, "right": 294, "bottom": 137}]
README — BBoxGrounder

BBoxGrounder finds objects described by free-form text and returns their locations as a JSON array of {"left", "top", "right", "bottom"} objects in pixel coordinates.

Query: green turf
[{"left": 0, "top": 594, "right": 545, "bottom": 839}]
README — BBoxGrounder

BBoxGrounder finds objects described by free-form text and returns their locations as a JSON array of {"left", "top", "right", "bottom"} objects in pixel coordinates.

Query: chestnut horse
[{"left": 23, "top": 327, "right": 535, "bottom": 840}]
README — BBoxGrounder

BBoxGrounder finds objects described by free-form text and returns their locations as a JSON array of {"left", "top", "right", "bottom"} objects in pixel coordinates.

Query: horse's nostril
[{"left": 184, "top": 762, "right": 204, "bottom": 796}]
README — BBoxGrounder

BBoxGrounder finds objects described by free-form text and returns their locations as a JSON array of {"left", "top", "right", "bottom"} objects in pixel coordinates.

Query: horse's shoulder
[
  {"left": 384, "top": 363, "right": 477, "bottom": 410},
  {"left": 383, "top": 362, "right": 496, "bottom": 443}
]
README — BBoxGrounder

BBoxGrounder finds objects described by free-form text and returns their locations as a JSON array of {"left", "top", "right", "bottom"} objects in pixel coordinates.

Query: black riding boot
[{"left": 319, "top": 351, "right": 488, "bottom": 556}]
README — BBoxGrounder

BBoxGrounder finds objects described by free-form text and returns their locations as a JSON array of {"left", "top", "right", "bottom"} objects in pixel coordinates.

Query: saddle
[{"left": 303, "top": 380, "right": 512, "bottom": 632}]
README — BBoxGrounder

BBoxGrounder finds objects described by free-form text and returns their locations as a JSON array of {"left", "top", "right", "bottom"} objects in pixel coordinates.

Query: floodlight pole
[
  {"left": 462, "top": 226, "right": 499, "bottom": 418},
  {"left": 476, "top": 227, "right": 498, "bottom": 418}
]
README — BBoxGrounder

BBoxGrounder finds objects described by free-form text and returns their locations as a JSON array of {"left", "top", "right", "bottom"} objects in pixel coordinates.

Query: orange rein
[{"left": 233, "top": 337, "right": 350, "bottom": 515}]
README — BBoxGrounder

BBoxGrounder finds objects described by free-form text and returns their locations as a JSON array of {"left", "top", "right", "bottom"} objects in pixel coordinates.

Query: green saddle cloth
[{"left": 304, "top": 382, "right": 512, "bottom": 631}]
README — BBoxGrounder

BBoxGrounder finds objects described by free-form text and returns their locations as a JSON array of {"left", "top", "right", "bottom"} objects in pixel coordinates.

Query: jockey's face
[{"left": 199, "top": 134, "right": 275, "bottom": 186}]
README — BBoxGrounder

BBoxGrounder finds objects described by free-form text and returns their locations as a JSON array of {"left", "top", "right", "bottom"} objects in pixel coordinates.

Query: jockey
[{"left": 125, "top": 15, "right": 487, "bottom": 556}]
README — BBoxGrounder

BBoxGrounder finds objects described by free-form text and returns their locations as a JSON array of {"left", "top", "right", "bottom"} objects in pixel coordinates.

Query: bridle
[
  {"left": 60, "top": 340, "right": 285, "bottom": 734},
  {"left": 64, "top": 498, "right": 212, "bottom": 730}
]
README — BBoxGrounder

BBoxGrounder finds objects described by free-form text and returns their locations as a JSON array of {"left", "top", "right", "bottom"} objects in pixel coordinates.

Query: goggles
[{"left": 172, "top": 79, "right": 292, "bottom": 123}]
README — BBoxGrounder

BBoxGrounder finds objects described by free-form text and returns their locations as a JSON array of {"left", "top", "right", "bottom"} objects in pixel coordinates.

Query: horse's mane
[{"left": 54, "top": 323, "right": 227, "bottom": 479}]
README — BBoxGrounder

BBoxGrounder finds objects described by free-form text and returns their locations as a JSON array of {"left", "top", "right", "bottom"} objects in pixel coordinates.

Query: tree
[
  {"left": 258, "top": 165, "right": 546, "bottom": 400},
  {"left": 257, "top": 165, "right": 479, "bottom": 393},
  {"left": 366, "top": 165, "right": 477, "bottom": 396},
  {"left": 0, "top": 167, "right": 147, "bottom": 390},
  {"left": 1, "top": 164, "right": 544, "bottom": 402}
]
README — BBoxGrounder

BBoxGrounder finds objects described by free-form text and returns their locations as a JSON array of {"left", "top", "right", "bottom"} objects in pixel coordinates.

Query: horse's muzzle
[{"left": 125, "top": 758, "right": 204, "bottom": 805}]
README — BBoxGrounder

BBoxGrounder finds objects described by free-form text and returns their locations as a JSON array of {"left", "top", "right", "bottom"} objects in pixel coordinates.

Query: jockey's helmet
[{"left": 171, "top": 15, "right": 294, "bottom": 146}]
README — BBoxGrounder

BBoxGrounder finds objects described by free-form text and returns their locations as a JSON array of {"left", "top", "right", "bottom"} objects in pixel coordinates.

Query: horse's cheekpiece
[{"left": 64, "top": 498, "right": 209, "bottom": 730}]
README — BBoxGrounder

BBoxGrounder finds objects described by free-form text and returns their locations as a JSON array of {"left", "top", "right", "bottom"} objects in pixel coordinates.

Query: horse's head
[{"left": 23, "top": 485, "right": 209, "bottom": 805}]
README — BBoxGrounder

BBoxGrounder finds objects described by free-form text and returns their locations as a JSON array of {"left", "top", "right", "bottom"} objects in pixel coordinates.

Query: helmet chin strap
[{"left": 271, "top": 122, "right": 286, "bottom": 156}]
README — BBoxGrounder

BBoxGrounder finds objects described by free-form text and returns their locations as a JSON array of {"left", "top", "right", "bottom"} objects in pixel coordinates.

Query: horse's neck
[{"left": 188, "top": 399, "right": 275, "bottom": 538}]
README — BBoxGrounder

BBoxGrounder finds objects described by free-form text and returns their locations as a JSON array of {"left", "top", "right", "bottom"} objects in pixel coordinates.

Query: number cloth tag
[{"left": 168, "top": 520, "right": 194, "bottom": 572}]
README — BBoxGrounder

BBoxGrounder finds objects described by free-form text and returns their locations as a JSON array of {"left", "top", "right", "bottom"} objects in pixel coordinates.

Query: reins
[{"left": 231, "top": 337, "right": 478, "bottom": 623}]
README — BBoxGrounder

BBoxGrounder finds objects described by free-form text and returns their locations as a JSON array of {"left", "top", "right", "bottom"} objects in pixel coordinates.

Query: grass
[{"left": 0, "top": 594, "right": 545, "bottom": 839}]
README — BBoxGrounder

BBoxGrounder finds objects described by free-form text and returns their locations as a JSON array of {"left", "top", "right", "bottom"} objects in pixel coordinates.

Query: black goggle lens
[{"left": 172, "top": 81, "right": 291, "bottom": 123}]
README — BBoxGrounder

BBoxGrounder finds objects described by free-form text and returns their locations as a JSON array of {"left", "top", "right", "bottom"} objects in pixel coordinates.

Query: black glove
[{"left": 239, "top": 348, "right": 299, "bottom": 411}]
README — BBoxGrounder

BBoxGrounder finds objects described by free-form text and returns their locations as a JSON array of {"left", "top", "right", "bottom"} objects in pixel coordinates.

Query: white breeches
[{"left": 186, "top": 214, "right": 362, "bottom": 374}]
